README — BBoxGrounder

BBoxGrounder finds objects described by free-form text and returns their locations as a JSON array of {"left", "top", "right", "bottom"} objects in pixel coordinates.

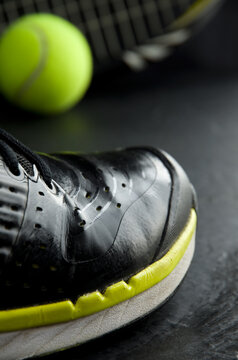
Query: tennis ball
[{"left": 0, "top": 13, "right": 93, "bottom": 114}]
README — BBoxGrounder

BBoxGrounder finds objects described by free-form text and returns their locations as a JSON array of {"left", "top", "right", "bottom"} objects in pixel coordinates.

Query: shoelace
[{"left": 0, "top": 128, "right": 52, "bottom": 188}]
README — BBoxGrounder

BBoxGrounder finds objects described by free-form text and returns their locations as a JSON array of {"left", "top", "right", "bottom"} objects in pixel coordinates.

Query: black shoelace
[{"left": 0, "top": 128, "right": 52, "bottom": 188}]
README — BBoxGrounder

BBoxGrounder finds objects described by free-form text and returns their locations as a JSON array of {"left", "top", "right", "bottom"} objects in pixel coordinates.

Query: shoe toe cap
[{"left": 151, "top": 149, "right": 197, "bottom": 260}]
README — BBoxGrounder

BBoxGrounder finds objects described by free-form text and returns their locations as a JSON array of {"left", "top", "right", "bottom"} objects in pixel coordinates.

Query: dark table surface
[{"left": 1, "top": 0, "right": 238, "bottom": 359}]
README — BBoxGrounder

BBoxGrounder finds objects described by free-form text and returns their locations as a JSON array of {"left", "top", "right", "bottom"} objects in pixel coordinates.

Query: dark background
[{"left": 1, "top": 0, "right": 238, "bottom": 358}]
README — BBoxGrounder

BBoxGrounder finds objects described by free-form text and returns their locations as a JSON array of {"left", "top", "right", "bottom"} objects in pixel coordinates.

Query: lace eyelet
[
  {"left": 46, "top": 179, "right": 59, "bottom": 195},
  {"left": 4, "top": 162, "right": 25, "bottom": 181},
  {"left": 47, "top": 181, "right": 53, "bottom": 190}
]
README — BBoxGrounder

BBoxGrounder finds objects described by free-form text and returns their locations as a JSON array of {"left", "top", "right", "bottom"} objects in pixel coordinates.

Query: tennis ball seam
[{"left": 14, "top": 23, "right": 48, "bottom": 101}]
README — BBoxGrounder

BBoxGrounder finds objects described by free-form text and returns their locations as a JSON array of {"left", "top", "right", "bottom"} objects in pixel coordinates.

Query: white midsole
[{"left": 0, "top": 233, "right": 195, "bottom": 360}]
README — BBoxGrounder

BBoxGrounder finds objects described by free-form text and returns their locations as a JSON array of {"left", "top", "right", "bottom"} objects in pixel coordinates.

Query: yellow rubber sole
[{"left": 0, "top": 209, "right": 197, "bottom": 333}]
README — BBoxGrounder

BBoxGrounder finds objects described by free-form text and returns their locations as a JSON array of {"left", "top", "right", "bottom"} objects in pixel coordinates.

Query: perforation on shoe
[{"left": 61, "top": 151, "right": 162, "bottom": 263}]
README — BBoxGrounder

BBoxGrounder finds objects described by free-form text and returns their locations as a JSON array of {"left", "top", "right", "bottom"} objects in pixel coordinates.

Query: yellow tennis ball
[{"left": 0, "top": 13, "right": 93, "bottom": 114}]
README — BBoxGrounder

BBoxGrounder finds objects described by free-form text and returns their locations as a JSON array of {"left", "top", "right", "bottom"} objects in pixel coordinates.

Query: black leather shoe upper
[{"left": 0, "top": 131, "right": 196, "bottom": 310}]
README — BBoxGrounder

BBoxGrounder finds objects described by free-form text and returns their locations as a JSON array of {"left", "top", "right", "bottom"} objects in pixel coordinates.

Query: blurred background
[
  {"left": 0, "top": 0, "right": 237, "bottom": 154},
  {"left": 1, "top": 0, "right": 238, "bottom": 359}
]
